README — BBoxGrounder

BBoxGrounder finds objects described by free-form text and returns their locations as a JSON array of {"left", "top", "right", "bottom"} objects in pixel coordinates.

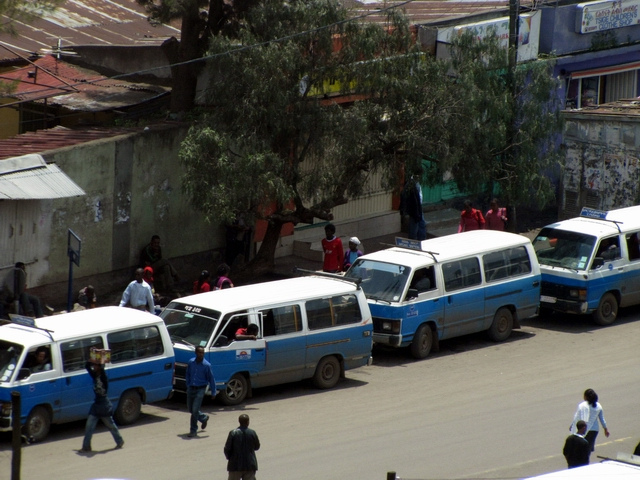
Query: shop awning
[{"left": 0, "top": 154, "right": 86, "bottom": 200}]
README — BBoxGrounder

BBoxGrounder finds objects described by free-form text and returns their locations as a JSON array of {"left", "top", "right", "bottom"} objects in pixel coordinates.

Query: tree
[
  {"left": 136, "top": 0, "right": 255, "bottom": 112},
  {"left": 179, "top": 0, "right": 563, "bottom": 276},
  {"left": 446, "top": 31, "right": 564, "bottom": 227},
  {"left": 179, "top": 1, "right": 469, "bottom": 276}
]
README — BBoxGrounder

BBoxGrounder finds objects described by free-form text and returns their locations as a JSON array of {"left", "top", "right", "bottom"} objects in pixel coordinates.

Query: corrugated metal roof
[
  {"left": 348, "top": 0, "right": 535, "bottom": 26},
  {"left": 563, "top": 98, "right": 640, "bottom": 117},
  {"left": 0, "top": 0, "right": 180, "bottom": 63},
  {"left": 0, "top": 153, "right": 85, "bottom": 199},
  {"left": 0, "top": 55, "right": 169, "bottom": 110},
  {"left": 0, "top": 122, "right": 182, "bottom": 161}
]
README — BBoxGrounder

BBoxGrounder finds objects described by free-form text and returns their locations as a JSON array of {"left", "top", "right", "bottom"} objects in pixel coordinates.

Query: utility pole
[{"left": 506, "top": 0, "right": 520, "bottom": 231}]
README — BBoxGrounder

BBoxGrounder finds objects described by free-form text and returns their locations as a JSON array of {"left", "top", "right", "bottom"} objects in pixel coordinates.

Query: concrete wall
[
  {"left": 562, "top": 112, "right": 640, "bottom": 218},
  {"left": 24, "top": 123, "right": 224, "bottom": 304}
]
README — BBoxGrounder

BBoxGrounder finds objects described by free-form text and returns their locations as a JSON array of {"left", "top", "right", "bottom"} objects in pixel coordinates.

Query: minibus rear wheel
[
  {"left": 313, "top": 356, "right": 341, "bottom": 389},
  {"left": 25, "top": 406, "right": 51, "bottom": 442},
  {"left": 487, "top": 307, "right": 514, "bottom": 342},
  {"left": 593, "top": 293, "right": 618, "bottom": 326},
  {"left": 114, "top": 390, "right": 142, "bottom": 425}
]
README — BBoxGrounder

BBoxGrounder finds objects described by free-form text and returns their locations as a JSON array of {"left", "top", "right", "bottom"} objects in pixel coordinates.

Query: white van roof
[
  {"left": 542, "top": 204, "right": 640, "bottom": 237},
  {"left": 173, "top": 275, "right": 362, "bottom": 311},
  {"left": 0, "top": 306, "right": 163, "bottom": 345},
  {"left": 526, "top": 460, "right": 640, "bottom": 479},
  {"left": 359, "top": 230, "right": 532, "bottom": 268}
]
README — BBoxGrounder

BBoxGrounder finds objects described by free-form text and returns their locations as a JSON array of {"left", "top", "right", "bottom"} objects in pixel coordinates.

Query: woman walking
[{"left": 571, "top": 388, "right": 610, "bottom": 455}]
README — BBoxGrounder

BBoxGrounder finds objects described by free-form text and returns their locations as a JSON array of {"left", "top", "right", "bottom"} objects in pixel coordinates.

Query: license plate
[{"left": 540, "top": 295, "right": 557, "bottom": 304}]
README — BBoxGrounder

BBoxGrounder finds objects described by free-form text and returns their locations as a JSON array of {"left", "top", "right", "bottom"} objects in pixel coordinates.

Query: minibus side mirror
[
  {"left": 17, "top": 368, "right": 31, "bottom": 381},
  {"left": 592, "top": 257, "right": 604, "bottom": 269},
  {"left": 406, "top": 288, "right": 419, "bottom": 300},
  {"left": 214, "top": 335, "right": 228, "bottom": 347}
]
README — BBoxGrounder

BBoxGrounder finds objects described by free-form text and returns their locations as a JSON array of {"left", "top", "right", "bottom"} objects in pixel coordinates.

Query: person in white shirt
[
  {"left": 119, "top": 268, "right": 155, "bottom": 312},
  {"left": 571, "top": 388, "right": 610, "bottom": 457}
]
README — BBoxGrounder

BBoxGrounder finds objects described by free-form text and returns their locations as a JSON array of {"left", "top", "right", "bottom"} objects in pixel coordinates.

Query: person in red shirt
[
  {"left": 193, "top": 270, "right": 212, "bottom": 294},
  {"left": 458, "top": 200, "right": 486, "bottom": 232},
  {"left": 235, "top": 323, "right": 259, "bottom": 341},
  {"left": 321, "top": 223, "right": 344, "bottom": 273},
  {"left": 485, "top": 198, "right": 508, "bottom": 231}
]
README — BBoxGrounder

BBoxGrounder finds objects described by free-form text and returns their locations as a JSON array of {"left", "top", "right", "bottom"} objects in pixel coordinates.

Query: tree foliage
[
  {"left": 179, "top": 0, "right": 563, "bottom": 273},
  {"left": 447, "top": 31, "right": 563, "bottom": 211}
]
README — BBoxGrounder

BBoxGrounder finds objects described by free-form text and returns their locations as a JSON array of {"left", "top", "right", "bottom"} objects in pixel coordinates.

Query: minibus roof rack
[
  {"left": 580, "top": 207, "right": 623, "bottom": 233},
  {"left": 9, "top": 314, "right": 55, "bottom": 341},
  {"left": 293, "top": 268, "right": 362, "bottom": 287},
  {"left": 381, "top": 242, "right": 440, "bottom": 263}
]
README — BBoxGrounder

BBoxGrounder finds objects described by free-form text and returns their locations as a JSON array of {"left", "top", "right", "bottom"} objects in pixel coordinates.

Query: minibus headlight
[
  {"left": 0, "top": 402, "right": 11, "bottom": 417},
  {"left": 381, "top": 321, "right": 400, "bottom": 334},
  {"left": 569, "top": 289, "right": 587, "bottom": 301}
]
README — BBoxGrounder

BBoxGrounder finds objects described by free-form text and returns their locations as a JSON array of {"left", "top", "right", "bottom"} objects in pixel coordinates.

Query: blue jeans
[
  {"left": 82, "top": 414, "right": 123, "bottom": 450},
  {"left": 187, "top": 386, "right": 207, "bottom": 434},
  {"left": 408, "top": 217, "right": 427, "bottom": 241}
]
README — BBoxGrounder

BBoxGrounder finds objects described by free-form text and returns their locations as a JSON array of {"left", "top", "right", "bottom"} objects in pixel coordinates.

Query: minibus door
[
  {"left": 590, "top": 236, "right": 626, "bottom": 307},
  {"left": 209, "top": 313, "right": 266, "bottom": 385},
  {"left": 441, "top": 259, "right": 485, "bottom": 337}
]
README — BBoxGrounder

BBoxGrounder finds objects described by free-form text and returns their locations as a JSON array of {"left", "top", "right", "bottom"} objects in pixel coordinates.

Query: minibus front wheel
[
  {"left": 219, "top": 374, "right": 249, "bottom": 406},
  {"left": 593, "top": 292, "right": 618, "bottom": 326},
  {"left": 25, "top": 405, "right": 51, "bottom": 442},
  {"left": 410, "top": 324, "right": 433, "bottom": 359}
]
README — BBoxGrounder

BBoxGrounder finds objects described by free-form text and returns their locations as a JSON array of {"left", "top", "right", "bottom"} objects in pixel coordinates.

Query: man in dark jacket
[
  {"left": 563, "top": 420, "right": 590, "bottom": 468},
  {"left": 399, "top": 168, "right": 426, "bottom": 241},
  {"left": 224, "top": 414, "right": 261, "bottom": 480}
]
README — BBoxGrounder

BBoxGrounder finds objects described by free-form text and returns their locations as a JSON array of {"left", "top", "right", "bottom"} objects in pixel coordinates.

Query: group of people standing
[
  {"left": 458, "top": 198, "right": 508, "bottom": 233},
  {"left": 321, "top": 223, "right": 363, "bottom": 273}
]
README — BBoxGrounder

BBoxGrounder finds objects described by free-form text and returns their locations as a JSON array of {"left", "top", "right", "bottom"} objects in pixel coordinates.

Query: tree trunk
[{"left": 234, "top": 219, "right": 284, "bottom": 282}]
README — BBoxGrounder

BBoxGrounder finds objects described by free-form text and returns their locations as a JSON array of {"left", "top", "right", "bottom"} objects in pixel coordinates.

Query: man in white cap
[{"left": 343, "top": 237, "right": 364, "bottom": 271}]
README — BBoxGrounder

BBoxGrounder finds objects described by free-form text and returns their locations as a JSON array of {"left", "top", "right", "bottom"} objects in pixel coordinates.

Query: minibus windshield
[
  {"left": 0, "top": 341, "right": 24, "bottom": 383},
  {"left": 345, "top": 259, "right": 410, "bottom": 302},
  {"left": 533, "top": 228, "right": 596, "bottom": 271},
  {"left": 160, "top": 305, "right": 221, "bottom": 348}
]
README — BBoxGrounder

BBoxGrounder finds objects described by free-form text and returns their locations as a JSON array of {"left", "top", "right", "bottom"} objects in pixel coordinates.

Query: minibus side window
[
  {"left": 332, "top": 295, "right": 362, "bottom": 326},
  {"left": 22, "top": 345, "right": 53, "bottom": 373},
  {"left": 61, "top": 336, "right": 104, "bottom": 372},
  {"left": 306, "top": 298, "right": 334, "bottom": 330},
  {"left": 220, "top": 312, "right": 249, "bottom": 344},
  {"left": 484, "top": 247, "right": 532, "bottom": 282},
  {"left": 506, "top": 247, "right": 532, "bottom": 276},
  {"left": 108, "top": 326, "right": 164, "bottom": 363},
  {"left": 261, "top": 305, "right": 302, "bottom": 336},
  {"left": 595, "top": 237, "right": 621, "bottom": 262},
  {"left": 409, "top": 267, "right": 436, "bottom": 293},
  {"left": 443, "top": 258, "right": 481, "bottom": 291},
  {"left": 626, "top": 232, "right": 640, "bottom": 261}
]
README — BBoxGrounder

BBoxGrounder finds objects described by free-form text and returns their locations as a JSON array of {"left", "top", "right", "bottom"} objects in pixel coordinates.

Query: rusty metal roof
[
  {"left": 563, "top": 98, "right": 640, "bottom": 118},
  {"left": 0, "top": 122, "right": 182, "bottom": 161},
  {"left": 0, "top": 55, "right": 169, "bottom": 111},
  {"left": 349, "top": 0, "right": 533, "bottom": 26},
  {"left": 0, "top": 0, "right": 180, "bottom": 64}
]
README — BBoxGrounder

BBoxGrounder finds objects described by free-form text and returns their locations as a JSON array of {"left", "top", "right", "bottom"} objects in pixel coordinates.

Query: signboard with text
[{"left": 575, "top": 0, "right": 640, "bottom": 34}]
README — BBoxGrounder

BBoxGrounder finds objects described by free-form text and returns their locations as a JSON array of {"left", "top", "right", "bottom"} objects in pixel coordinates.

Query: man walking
[
  {"left": 563, "top": 420, "right": 590, "bottom": 468},
  {"left": 81, "top": 359, "right": 124, "bottom": 452},
  {"left": 185, "top": 345, "right": 216, "bottom": 437},
  {"left": 224, "top": 414, "right": 261, "bottom": 480}
]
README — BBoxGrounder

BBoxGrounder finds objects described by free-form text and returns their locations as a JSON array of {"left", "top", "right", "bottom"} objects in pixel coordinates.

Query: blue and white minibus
[
  {"left": 532, "top": 205, "right": 640, "bottom": 325},
  {"left": 0, "top": 307, "right": 175, "bottom": 441},
  {"left": 160, "top": 275, "right": 373, "bottom": 405},
  {"left": 343, "top": 230, "right": 541, "bottom": 358}
]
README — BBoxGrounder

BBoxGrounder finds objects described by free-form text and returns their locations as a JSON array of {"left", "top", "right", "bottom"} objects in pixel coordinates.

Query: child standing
[{"left": 321, "top": 223, "right": 344, "bottom": 273}]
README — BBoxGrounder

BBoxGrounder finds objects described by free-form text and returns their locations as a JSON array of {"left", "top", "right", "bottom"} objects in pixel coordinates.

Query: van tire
[
  {"left": 593, "top": 293, "right": 618, "bottom": 326},
  {"left": 410, "top": 324, "right": 433, "bottom": 359},
  {"left": 25, "top": 406, "right": 51, "bottom": 442},
  {"left": 219, "top": 374, "right": 249, "bottom": 406},
  {"left": 488, "top": 307, "right": 513, "bottom": 342},
  {"left": 313, "top": 356, "right": 341, "bottom": 389},
  {"left": 114, "top": 390, "right": 142, "bottom": 425}
]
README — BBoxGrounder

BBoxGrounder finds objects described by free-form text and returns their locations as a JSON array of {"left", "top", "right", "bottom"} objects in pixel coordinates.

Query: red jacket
[
  {"left": 458, "top": 209, "right": 485, "bottom": 232},
  {"left": 322, "top": 236, "right": 344, "bottom": 272}
]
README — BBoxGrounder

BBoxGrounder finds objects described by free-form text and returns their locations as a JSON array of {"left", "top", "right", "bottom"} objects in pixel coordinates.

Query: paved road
[{"left": 2, "top": 307, "right": 640, "bottom": 480}]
